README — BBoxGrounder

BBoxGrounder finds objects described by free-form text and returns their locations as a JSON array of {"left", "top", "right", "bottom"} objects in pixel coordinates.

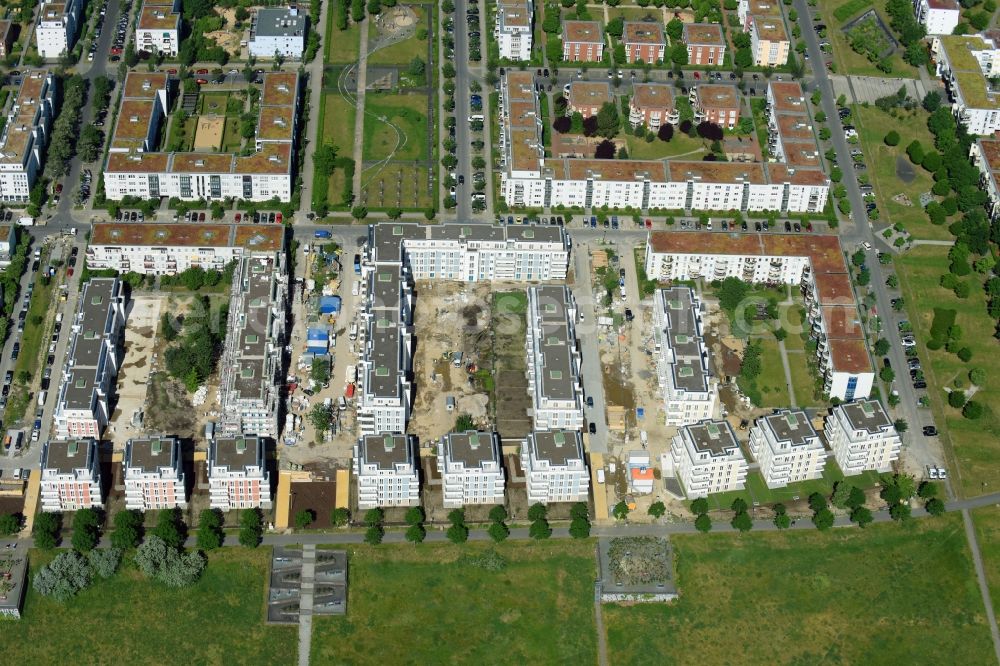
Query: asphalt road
[{"left": 452, "top": 0, "right": 474, "bottom": 221}]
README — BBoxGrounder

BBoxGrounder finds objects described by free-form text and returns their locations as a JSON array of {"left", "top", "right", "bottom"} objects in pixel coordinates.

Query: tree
[
  {"left": 529, "top": 518, "right": 552, "bottom": 539},
  {"left": 364, "top": 525, "right": 385, "bottom": 545},
  {"left": 351, "top": 206, "right": 368, "bottom": 221},
  {"left": 697, "top": 122, "right": 724, "bottom": 141},
  {"left": 488, "top": 521, "right": 510, "bottom": 542},
  {"left": 594, "top": 139, "right": 616, "bottom": 159},
  {"left": 405, "top": 524, "right": 426, "bottom": 543},
  {"left": 658, "top": 123, "right": 674, "bottom": 142},
  {"left": 923, "top": 91, "right": 941, "bottom": 112},
  {"left": 295, "top": 510, "right": 315, "bottom": 530},
  {"left": 0, "top": 513, "right": 19, "bottom": 535},
  {"left": 808, "top": 492, "right": 828, "bottom": 513},
  {"left": 612, "top": 501, "right": 630, "bottom": 520},
  {"left": 773, "top": 505, "right": 791, "bottom": 529},
  {"left": 33, "top": 550, "right": 92, "bottom": 601},
  {"left": 34, "top": 512, "right": 62, "bottom": 550},
  {"left": 553, "top": 116, "right": 571, "bottom": 133},
  {"left": 695, "top": 513, "right": 712, "bottom": 532},
  {"left": 670, "top": 43, "right": 688, "bottom": 66},
  {"left": 239, "top": 508, "right": 263, "bottom": 548},
  {"left": 963, "top": 400, "right": 984, "bottom": 419},
  {"left": 407, "top": 56, "right": 425, "bottom": 76},
  {"left": 109, "top": 509, "right": 142, "bottom": 550},
  {"left": 365, "top": 508, "right": 386, "bottom": 527},
  {"left": 884, "top": 130, "right": 900, "bottom": 146},
  {"left": 889, "top": 502, "right": 912, "bottom": 522},
  {"left": 948, "top": 389, "right": 967, "bottom": 409},
  {"left": 850, "top": 506, "right": 873, "bottom": 528},
  {"left": 666, "top": 17, "right": 683, "bottom": 41},
  {"left": 925, "top": 497, "right": 946, "bottom": 516},
  {"left": 906, "top": 140, "right": 924, "bottom": 164},
  {"left": 405, "top": 506, "right": 425, "bottom": 526},
  {"left": 880, "top": 366, "right": 895, "bottom": 383},
  {"left": 691, "top": 498, "right": 709, "bottom": 515},
  {"left": 830, "top": 481, "right": 853, "bottom": 509},
  {"left": 72, "top": 508, "right": 101, "bottom": 553},
  {"left": 331, "top": 508, "right": 351, "bottom": 527},
  {"left": 731, "top": 498, "right": 748, "bottom": 514},
  {"left": 812, "top": 508, "right": 835, "bottom": 530},
  {"left": 134, "top": 536, "right": 206, "bottom": 587},
  {"left": 648, "top": 501, "right": 666, "bottom": 519},
  {"left": 528, "top": 503, "right": 548, "bottom": 522},
  {"left": 89, "top": 547, "right": 123, "bottom": 579},
  {"left": 152, "top": 508, "right": 185, "bottom": 549},
  {"left": 874, "top": 338, "right": 890, "bottom": 356},
  {"left": 310, "top": 403, "right": 333, "bottom": 433},
  {"left": 570, "top": 516, "right": 591, "bottom": 538},
  {"left": 489, "top": 505, "right": 509, "bottom": 523},
  {"left": 447, "top": 523, "right": 469, "bottom": 544},
  {"left": 894, "top": 418, "right": 909, "bottom": 434},
  {"left": 731, "top": 511, "right": 753, "bottom": 532},
  {"left": 197, "top": 509, "right": 224, "bottom": 550}
]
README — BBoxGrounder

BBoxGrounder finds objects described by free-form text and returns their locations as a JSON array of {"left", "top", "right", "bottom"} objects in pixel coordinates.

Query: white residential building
[
  {"left": 933, "top": 35, "right": 1000, "bottom": 135},
  {"left": 652, "top": 287, "right": 718, "bottom": 427},
  {"left": 53, "top": 278, "right": 126, "bottom": 439},
  {"left": 208, "top": 435, "right": 272, "bottom": 510},
  {"left": 914, "top": 0, "right": 960, "bottom": 35},
  {"left": 35, "top": 0, "right": 83, "bottom": 58},
  {"left": 136, "top": 0, "right": 181, "bottom": 56},
  {"left": 495, "top": 0, "right": 533, "bottom": 61},
  {"left": 354, "top": 434, "right": 421, "bottom": 509},
  {"left": 668, "top": 420, "right": 749, "bottom": 498},
  {"left": 748, "top": 410, "right": 826, "bottom": 488},
  {"left": 39, "top": 439, "right": 102, "bottom": 512},
  {"left": 104, "top": 72, "right": 300, "bottom": 201},
  {"left": 766, "top": 81, "right": 822, "bottom": 172},
  {"left": 521, "top": 430, "right": 590, "bottom": 504},
  {"left": 217, "top": 253, "right": 287, "bottom": 439},
  {"left": 970, "top": 138, "right": 1000, "bottom": 221},
  {"left": 248, "top": 7, "right": 307, "bottom": 59},
  {"left": 437, "top": 431, "right": 506, "bottom": 507},
  {"left": 826, "top": 400, "right": 901, "bottom": 475},
  {"left": 750, "top": 15, "right": 789, "bottom": 67},
  {"left": 645, "top": 231, "right": 874, "bottom": 401},
  {"left": 526, "top": 286, "right": 585, "bottom": 431},
  {"left": 86, "top": 222, "right": 285, "bottom": 274},
  {"left": 0, "top": 72, "right": 58, "bottom": 203},
  {"left": 123, "top": 436, "right": 186, "bottom": 510}
]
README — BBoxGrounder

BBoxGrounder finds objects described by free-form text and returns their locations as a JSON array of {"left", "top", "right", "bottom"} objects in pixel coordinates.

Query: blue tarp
[
  {"left": 307, "top": 328, "right": 329, "bottom": 350},
  {"left": 319, "top": 295, "right": 342, "bottom": 314}
]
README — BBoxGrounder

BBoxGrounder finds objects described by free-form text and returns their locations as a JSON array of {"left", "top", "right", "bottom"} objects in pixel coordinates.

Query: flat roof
[
  {"left": 261, "top": 72, "right": 299, "bottom": 108},
  {"left": 776, "top": 113, "right": 814, "bottom": 141},
  {"left": 257, "top": 105, "right": 295, "bottom": 141},
  {"left": 91, "top": 222, "right": 283, "bottom": 251},
  {"left": 252, "top": 7, "right": 307, "bottom": 38},
  {"left": 106, "top": 151, "right": 170, "bottom": 173},
  {"left": 926, "top": 0, "right": 959, "bottom": 8},
  {"left": 631, "top": 82, "right": 674, "bottom": 111},
  {"left": 768, "top": 81, "right": 806, "bottom": 113},
  {"left": 112, "top": 99, "right": 156, "bottom": 144},
  {"left": 813, "top": 272, "right": 854, "bottom": 305},
  {"left": 764, "top": 164, "right": 828, "bottom": 186},
  {"left": 685, "top": 420, "right": 742, "bottom": 457},
  {"left": 624, "top": 21, "right": 665, "bottom": 45},
  {"left": 667, "top": 161, "right": 766, "bottom": 184},
  {"left": 211, "top": 436, "right": 262, "bottom": 469},
  {"left": 125, "top": 436, "right": 178, "bottom": 473},
  {"left": 530, "top": 286, "right": 579, "bottom": 403},
  {"left": 695, "top": 84, "right": 740, "bottom": 110},
  {"left": 568, "top": 81, "right": 612, "bottom": 110},
  {"left": 528, "top": 430, "right": 585, "bottom": 467},
  {"left": 0, "top": 71, "right": 52, "bottom": 166},
  {"left": 657, "top": 286, "right": 710, "bottom": 393},
  {"left": 123, "top": 71, "right": 168, "bottom": 100},
  {"left": 443, "top": 431, "right": 501, "bottom": 469},
  {"left": 828, "top": 337, "right": 871, "bottom": 374},
  {"left": 683, "top": 23, "right": 724, "bottom": 45},
  {"left": 838, "top": 400, "right": 893, "bottom": 433},
  {"left": 977, "top": 138, "right": 1000, "bottom": 170},
  {"left": 939, "top": 36, "right": 1000, "bottom": 109},
  {"left": 558, "top": 157, "right": 667, "bottom": 182},
  {"left": 359, "top": 434, "right": 413, "bottom": 470},
  {"left": 745, "top": 0, "right": 781, "bottom": 15},
  {"left": 821, "top": 304, "right": 864, "bottom": 339},
  {"left": 753, "top": 17, "right": 788, "bottom": 43},
  {"left": 563, "top": 19, "right": 603, "bottom": 43},
  {"left": 138, "top": 5, "right": 179, "bottom": 30},
  {"left": 43, "top": 439, "right": 97, "bottom": 474},
  {"left": 498, "top": 0, "right": 531, "bottom": 28},
  {"left": 780, "top": 142, "right": 821, "bottom": 168},
  {"left": 760, "top": 410, "right": 819, "bottom": 447},
  {"left": 63, "top": 279, "right": 121, "bottom": 410}
]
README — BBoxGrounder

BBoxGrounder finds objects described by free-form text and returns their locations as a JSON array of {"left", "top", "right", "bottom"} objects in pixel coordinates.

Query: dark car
[
  {"left": 586, "top": 396, "right": 594, "bottom": 408},
  {"left": 11, "top": 343, "right": 19, "bottom": 360},
  {"left": 922, "top": 426, "right": 938, "bottom": 437},
  {"left": 588, "top": 422, "right": 596, "bottom": 435},
  {"left": 913, "top": 381, "right": 927, "bottom": 389}
]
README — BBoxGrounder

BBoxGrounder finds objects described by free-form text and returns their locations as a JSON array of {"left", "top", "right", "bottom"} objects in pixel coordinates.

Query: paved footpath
[
  {"left": 298, "top": 544, "right": 316, "bottom": 666},
  {"left": 350, "top": 19, "right": 371, "bottom": 204}
]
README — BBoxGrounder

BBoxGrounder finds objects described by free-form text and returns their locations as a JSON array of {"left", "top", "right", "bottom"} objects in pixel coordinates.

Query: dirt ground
[
  {"left": 207, "top": 8, "right": 242, "bottom": 57},
  {"left": 107, "top": 296, "right": 161, "bottom": 449},
  {"left": 491, "top": 290, "right": 532, "bottom": 440},
  {"left": 289, "top": 481, "right": 337, "bottom": 528}
]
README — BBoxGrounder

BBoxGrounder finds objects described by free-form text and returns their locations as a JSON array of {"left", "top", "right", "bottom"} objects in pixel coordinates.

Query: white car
[{"left": 928, "top": 466, "right": 938, "bottom": 479}]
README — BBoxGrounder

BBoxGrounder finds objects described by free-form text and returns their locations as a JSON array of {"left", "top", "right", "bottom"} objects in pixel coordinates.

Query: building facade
[
  {"left": 667, "top": 420, "right": 749, "bottom": 498},
  {"left": 684, "top": 23, "right": 726, "bottom": 66},
  {"left": 0, "top": 21, "right": 15, "bottom": 58},
  {"left": 748, "top": 410, "right": 826, "bottom": 488},
  {"left": 914, "top": 0, "right": 960, "bottom": 35},
  {"left": 437, "top": 431, "right": 506, "bottom": 507},
  {"left": 36, "top": 0, "right": 82, "bottom": 58},
  {"left": 933, "top": 35, "right": 1000, "bottom": 135},
  {"left": 692, "top": 84, "right": 741, "bottom": 129},
  {"left": 208, "top": 436, "right": 272, "bottom": 510},
  {"left": 562, "top": 20, "right": 603, "bottom": 62},
  {"left": 750, "top": 16, "right": 789, "bottom": 67},
  {"left": 354, "top": 434, "right": 421, "bottom": 509},
  {"left": 248, "top": 7, "right": 307, "bottom": 59},
  {"left": 136, "top": 0, "right": 181, "bottom": 56},
  {"left": 526, "top": 286, "right": 585, "bottom": 431},
  {"left": 628, "top": 83, "right": 676, "bottom": 130},
  {"left": 652, "top": 287, "right": 718, "bottom": 426},
  {"left": 826, "top": 400, "right": 901, "bottom": 475},
  {"left": 566, "top": 81, "right": 612, "bottom": 119},
  {"left": 623, "top": 21, "right": 665, "bottom": 63},
  {"left": 0, "top": 72, "right": 59, "bottom": 203},
  {"left": 123, "top": 436, "right": 187, "bottom": 510},
  {"left": 54, "top": 278, "right": 126, "bottom": 439},
  {"left": 40, "top": 439, "right": 102, "bottom": 512},
  {"left": 521, "top": 430, "right": 590, "bottom": 504},
  {"left": 495, "top": 0, "right": 533, "bottom": 60}
]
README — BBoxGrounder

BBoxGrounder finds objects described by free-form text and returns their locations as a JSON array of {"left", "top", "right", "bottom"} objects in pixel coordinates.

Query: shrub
[
  {"left": 33, "top": 551, "right": 92, "bottom": 601},
  {"left": 884, "top": 130, "right": 900, "bottom": 146}
]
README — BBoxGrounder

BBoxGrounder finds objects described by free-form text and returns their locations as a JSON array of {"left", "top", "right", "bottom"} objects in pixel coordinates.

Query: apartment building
[
  {"left": 646, "top": 232, "right": 874, "bottom": 401},
  {"left": 933, "top": 35, "right": 1000, "bottom": 135},
  {"left": 0, "top": 72, "right": 59, "bottom": 202},
  {"left": 86, "top": 222, "right": 284, "bottom": 275},
  {"left": 0, "top": 21, "right": 16, "bottom": 58},
  {"left": 248, "top": 6, "right": 307, "bottom": 59},
  {"left": 629, "top": 83, "right": 676, "bottom": 130},
  {"left": 526, "top": 286, "right": 584, "bottom": 431},
  {"left": 354, "top": 434, "right": 421, "bottom": 509},
  {"left": 667, "top": 420, "right": 749, "bottom": 498},
  {"left": 437, "top": 431, "right": 506, "bottom": 508},
  {"left": 495, "top": 0, "right": 533, "bottom": 61},
  {"left": 105, "top": 72, "right": 300, "bottom": 201},
  {"left": 208, "top": 435, "right": 272, "bottom": 510},
  {"left": 652, "top": 287, "right": 718, "bottom": 426},
  {"left": 766, "top": 81, "right": 821, "bottom": 168},
  {"left": 500, "top": 70, "right": 544, "bottom": 186},
  {"left": 217, "top": 253, "right": 287, "bottom": 439},
  {"left": 40, "top": 439, "right": 102, "bottom": 512},
  {"left": 521, "top": 430, "right": 590, "bottom": 504},
  {"left": 0, "top": 225, "right": 17, "bottom": 267},
  {"left": 970, "top": 138, "right": 1000, "bottom": 221},
  {"left": 35, "top": 0, "right": 83, "bottom": 58},
  {"left": 623, "top": 21, "right": 665, "bottom": 64},
  {"left": 826, "top": 400, "right": 901, "bottom": 474},
  {"left": 54, "top": 278, "right": 126, "bottom": 439},
  {"left": 137, "top": 0, "right": 181, "bottom": 56},
  {"left": 123, "top": 436, "right": 187, "bottom": 510},
  {"left": 914, "top": 0, "right": 960, "bottom": 35},
  {"left": 562, "top": 20, "right": 604, "bottom": 62},
  {"left": 566, "top": 81, "right": 612, "bottom": 119},
  {"left": 684, "top": 23, "right": 726, "bottom": 66},
  {"left": 738, "top": 0, "right": 782, "bottom": 30},
  {"left": 750, "top": 15, "right": 789, "bottom": 67},
  {"left": 691, "top": 84, "right": 741, "bottom": 129},
  {"left": 748, "top": 410, "right": 826, "bottom": 488}
]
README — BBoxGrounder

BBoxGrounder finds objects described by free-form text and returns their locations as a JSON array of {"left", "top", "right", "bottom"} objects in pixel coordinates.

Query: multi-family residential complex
[
  {"left": 748, "top": 410, "right": 826, "bottom": 488},
  {"left": 628, "top": 83, "right": 676, "bottom": 130},
  {"left": 970, "top": 138, "right": 1000, "bottom": 221},
  {"left": 914, "top": 0, "right": 960, "bottom": 35},
  {"left": 667, "top": 420, "right": 749, "bottom": 498},
  {"left": 35, "top": 0, "right": 83, "bottom": 58},
  {"left": 825, "top": 400, "right": 901, "bottom": 475},
  {"left": 104, "top": 71, "right": 300, "bottom": 201},
  {"left": 738, "top": 0, "right": 781, "bottom": 29},
  {"left": 0, "top": 225, "right": 17, "bottom": 267},
  {"left": 353, "top": 433, "right": 421, "bottom": 509},
  {"left": 521, "top": 430, "right": 590, "bottom": 504},
  {"left": 437, "top": 431, "right": 506, "bottom": 507},
  {"left": 750, "top": 14, "right": 789, "bottom": 67},
  {"left": 526, "top": 286, "right": 584, "bottom": 431},
  {"left": 684, "top": 23, "right": 726, "bottom": 66},
  {"left": 123, "top": 436, "right": 187, "bottom": 510},
  {"left": 623, "top": 21, "right": 665, "bottom": 64},
  {"left": 0, "top": 72, "right": 58, "bottom": 202},
  {"left": 691, "top": 84, "right": 741, "bottom": 129},
  {"left": 0, "top": 21, "right": 16, "bottom": 58},
  {"left": 933, "top": 34, "right": 1000, "bottom": 135},
  {"left": 208, "top": 435, "right": 273, "bottom": 510},
  {"left": 53, "top": 278, "right": 126, "bottom": 439},
  {"left": 562, "top": 20, "right": 603, "bottom": 62},
  {"left": 40, "top": 439, "right": 103, "bottom": 512},
  {"left": 646, "top": 232, "right": 874, "bottom": 401},
  {"left": 652, "top": 287, "right": 718, "bottom": 427},
  {"left": 248, "top": 6, "right": 307, "bottom": 59},
  {"left": 766, "top": 82, "right": 820, "bottom": 169},
  {"left": 217, "top": 253, "right": 288, "bottom": 439},
  {"left": 495, "top": 0, "right": 533, "bottom": 60},
  {"left": 566, "top": 81, "right": 612, "bottom": 119},
  {"left": 136, "top": 0, "right": 181, "bottom": 56},
  {"left": 500, "top": 74, "right": 829, "bottom": 212}
]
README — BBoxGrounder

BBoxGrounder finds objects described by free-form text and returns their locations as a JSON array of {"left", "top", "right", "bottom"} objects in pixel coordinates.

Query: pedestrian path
[{"left": 298, "top": 545, "right": 317, "bottom": 666}]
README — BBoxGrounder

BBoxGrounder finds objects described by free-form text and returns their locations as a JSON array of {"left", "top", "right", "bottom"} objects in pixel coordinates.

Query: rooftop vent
[
  {"left": 151, "top": 439, "right": 162, "bottom": 455},
  {"left": 553, "top": 432, "right": 565, "bottom": 446},
  {"left": 706, "top": 423, "right": 721, "bottom": 439},
  {"left": 236, "top": 438, "right": 247, "bottom": 453},
  {"left": 383, "top": 435, "right": 395, "bottom": 452},
  {"left": 68, "top": 441, "right": 79, "bottom": 456}
]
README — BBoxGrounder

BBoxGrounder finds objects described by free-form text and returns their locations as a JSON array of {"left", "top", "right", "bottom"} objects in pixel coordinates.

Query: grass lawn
[
  {"left": 221, "top": 116, "right": 243, "bottom": 152},
  {"left": 607, "top": 6, "right": 662, "bottom": 22},
  {"left": 974, "top": 506, "right": 1000, "bottom": 617},
  {"left": 360, "top": 164, "right": 433, "bottom": 209},
  {"left": 363, "top": 92, "right": 429, "bottom": 162},
  {"left": 787, "top": 349, "right": 823, "bottom": 406},
  {"left": 320, "top": 90, "right": 357, "bottom": 155},
  {"left": 704, "top": 459, "right": 879, "bottom": 510},
  {"left": 896, "top": 247, "right": 1000, "bottom": 498},
  {"left": 852, "top": 105, "right": 952, "bottom": 241},
  {"left": 754, "top": 335, "right": 791, "bottom": 408},
  {"left": 3, "top": 548, "right": 298, "bottom": 663},
  {"left": 819, "top": 0, "right": 919, "bottom": 78},
  {"left": 604, "top": 514, "right": 995, "bottom": 664},
  {"left": 198, "top": 91, "right": 231, "bottom": 116},
  {"left": 166, "top": 114, "right": 197, "bottom": 152},
  {"left": 367, "top": 6, "right": 430, "bottom": 66},
  {"left": 312, "top": 541, "right": 596, "bottom": 663},
  {"left": 625, "top": 131, "right": 708, "bottom": 160},
  {"left": 325, "top": 16, "right": 362, "bottom": 65}
]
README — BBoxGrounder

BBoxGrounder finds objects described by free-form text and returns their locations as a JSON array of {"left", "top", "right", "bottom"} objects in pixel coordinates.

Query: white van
[
  {"left": 37, "top": 390, "right": 47, "bottom": 407},
  {"left": 349, "top": 322, "right": 358, "bottom": 341},
  {"left": 468, "top": 114, "right": 484, "bottom": 122}
]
